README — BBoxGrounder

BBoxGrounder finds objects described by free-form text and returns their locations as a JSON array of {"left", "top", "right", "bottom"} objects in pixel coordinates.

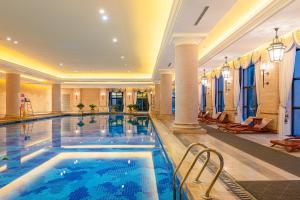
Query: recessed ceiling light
[
  {"left": 59, "top": 63, "right": 63, "bottom": 66},
  {"left": 6, "top": 37, "right": 11, "bottom": 41},
  {"left": 120, "top": 56, "right": 125, "bottom": 59},
  {"left": 73, "top": 70, "right": 78, "bottom": 72},
  {"left": 101, "top": 15, "right": 108, "bottom": 21},
  {"left": 99, "top": 9, "right": 105, "bottom": 14},
  {"left": 112, "top": 38, "right": 118, "bottom": 43},
  {"left": 13, "top": 41, "right": 18, "bottom": 44}
]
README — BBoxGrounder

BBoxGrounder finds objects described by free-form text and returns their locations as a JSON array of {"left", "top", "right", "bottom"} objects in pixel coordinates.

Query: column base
[
  {"left": 172, "top": 123, "right": 207, "bottom": 134},
  {"left": 158, "top": 114, "right": 173, "bottom": 120},
  {"left": 4, "top": 115, "right": 21, "bottom": 120}
]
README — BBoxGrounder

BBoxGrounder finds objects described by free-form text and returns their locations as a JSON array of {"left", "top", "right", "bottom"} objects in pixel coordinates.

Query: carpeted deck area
[
  {"left": 199, "top": 123, "right": 300, "bottom": 177},
  {"left": 238, "top": 181, "right": 300, "bottom": 200}
]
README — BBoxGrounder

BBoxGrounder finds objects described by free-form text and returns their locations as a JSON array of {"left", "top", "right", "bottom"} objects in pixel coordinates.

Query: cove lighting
[
  {"left": 6, "top": 37, "right": 11, "bottom": 41},
  {"left": 120, "top": 56, "right": 125, "bottom": 59}
]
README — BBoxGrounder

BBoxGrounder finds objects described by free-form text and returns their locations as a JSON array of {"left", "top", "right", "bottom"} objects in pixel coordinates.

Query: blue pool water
[{"left": 0, "top": 114, "right": 184, "bottom": 200}]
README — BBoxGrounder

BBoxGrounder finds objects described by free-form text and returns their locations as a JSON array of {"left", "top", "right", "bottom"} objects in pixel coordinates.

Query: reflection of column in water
[
  {"left": 6, "top": 125, "right": 21, "bottom": 169},
  {"left": 52, "top": 118, "right": 62, "bottom": 147},
  {"left": 99, "top": 115, "right": 108, "bottom": 137}
]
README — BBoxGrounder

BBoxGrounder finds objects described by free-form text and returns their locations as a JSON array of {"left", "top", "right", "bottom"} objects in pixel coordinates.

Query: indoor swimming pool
[{"left": 0, "top": 114, "right": 184, "bottom": 200}]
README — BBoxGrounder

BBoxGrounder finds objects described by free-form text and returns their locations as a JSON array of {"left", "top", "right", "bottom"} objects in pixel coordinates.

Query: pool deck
[
  {"left": 151, "top": 115, "right": 300, "bottom": 200},
  {"left": 151, "top": 116, "right": 239, "bottom": 200}
]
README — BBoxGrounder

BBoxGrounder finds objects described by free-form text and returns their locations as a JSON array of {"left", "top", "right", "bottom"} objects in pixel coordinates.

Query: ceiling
[
  {"left": 153, "top": 0, "right": 237, "bottom": 80},
  {"left": 0, "top": 0, "right": 173, "bottom": 80},
  {"left": 201, "top": 0, "right": 300, "bottom": 70}
]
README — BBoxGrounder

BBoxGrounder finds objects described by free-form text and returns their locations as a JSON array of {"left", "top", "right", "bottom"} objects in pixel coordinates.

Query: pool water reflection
[{"left": 0, "top": 114, "right": 179, "bottom": 200}]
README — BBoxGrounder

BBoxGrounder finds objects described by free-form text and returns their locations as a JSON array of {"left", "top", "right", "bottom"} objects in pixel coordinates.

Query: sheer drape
[
  {"left": 255, "top": 62, "right": 261, "bottom": 114},
  {"left": 199, "top": 83, "right": 202, "bottom": 112},
  {"left": 278, "top": 45, "right": 296, "bottom": 135},
  {"left": 147, "top": 92, "right": 152, "bottom": 112},
  {"left": 233, "top": 68, "right": 241, "bottom": 122},
  {"left": 211, "top": 77, "right": 216, "bottom": 114},
  {"left": 133, "top": 91, "right": 137, "bottom": 104}
]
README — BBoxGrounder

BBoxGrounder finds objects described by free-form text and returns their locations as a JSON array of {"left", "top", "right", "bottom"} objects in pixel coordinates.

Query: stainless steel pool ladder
[{"left": 173, "top": 143, "right": 224, "bottom": 200}]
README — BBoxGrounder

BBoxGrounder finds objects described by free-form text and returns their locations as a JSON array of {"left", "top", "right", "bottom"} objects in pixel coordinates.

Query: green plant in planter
[
  {"left": 77, "top": 103, "right": 85, "bottom": 112},
  {"left": 111, "top": 105, "right": 119, "bottom": 112},
  {"left": 89, "top": 104, "right": 97, "bottom": 111},
  {"left": 127, "top": 104, "right": 138, "bottom": 113}
]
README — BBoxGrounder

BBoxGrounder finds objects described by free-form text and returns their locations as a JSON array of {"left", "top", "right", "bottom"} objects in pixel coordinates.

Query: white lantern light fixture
[
  {"left": 221, "top": 56, "right": 230, "bottom": 79},
  {"left": 267, "top": 28, "right": 285, "bottom": 62},
  {"left": 201, "top": 69, "right": 208, "bottom": 86}
]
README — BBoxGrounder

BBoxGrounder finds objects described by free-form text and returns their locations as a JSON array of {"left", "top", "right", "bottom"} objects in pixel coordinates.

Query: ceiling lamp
[
  {"left": 201, "top": 69, "right": 208, "bottom": 86},
  {"left": 267, "top": 28, "right": 285, "bottom": 62},
  {"left": 221, "top": 56, "right": 230, "bottom": 79}
]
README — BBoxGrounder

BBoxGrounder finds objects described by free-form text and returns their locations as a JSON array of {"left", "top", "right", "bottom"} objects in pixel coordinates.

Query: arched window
[
  {"left": 215, "top": 75, "right": 224, "bottom": 112},
  {"left": 201, "top": 85, "right": 206, "bottom": 111},
  {"left": 292, "top": 49, "right": 300, "bottom": 136},
  {"left": 242, "top": 64, "right": 257, "bottom": 120},
  {"left": 136, "top": 91, "right": 149, "bottom": 111}
]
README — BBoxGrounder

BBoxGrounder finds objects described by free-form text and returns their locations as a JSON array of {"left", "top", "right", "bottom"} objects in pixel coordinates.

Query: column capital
[{"left": 172, "top": 33, "right": 206, "bottom": 47}]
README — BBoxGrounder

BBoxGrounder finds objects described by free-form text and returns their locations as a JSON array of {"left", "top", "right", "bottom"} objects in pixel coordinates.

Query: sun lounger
[
  {"left": 270, "top": 137, "right": 300, "bottom": 152},
  {"left": 225, "top": 118, "right": 272, "bottom": 134}
]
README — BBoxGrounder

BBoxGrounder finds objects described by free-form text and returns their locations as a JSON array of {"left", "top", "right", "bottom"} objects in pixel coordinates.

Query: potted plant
[
  {"left": 77, "top": 103, "right": 85, "bottom": 114},
  {"left": 111, "top": 105, "right": 118, "bottom": 113},
  {"left": 127, "top": 104, "right": 138, "bottom": 113},
  {"left": 89, "top": 104, "right": 97, "bottom": 113}
]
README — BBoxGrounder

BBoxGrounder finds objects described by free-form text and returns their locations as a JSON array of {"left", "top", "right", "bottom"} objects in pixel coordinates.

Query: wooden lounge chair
[
  {"left": 225, "top": 118, "right": 272, "bottom": 134},
  {"left": 201, "top": 112, "right": 222, "bottom": 123},
  {"left": 198, "top": 111, "right": 209, "bottom": 120},
  {"left": 218, "top": 117, "right": 254, "bottom": 129},
  {"left": 270, "top": 137, "right": 300, "bottom": 152}
]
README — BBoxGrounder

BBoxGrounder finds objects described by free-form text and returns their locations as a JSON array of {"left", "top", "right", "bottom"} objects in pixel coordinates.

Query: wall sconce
[
  {"left": 74, "top": 91, "right": 79, "bottom": 100},
  {"left": 100, "top": 92, "right": 106, "bottom": 100},
  {"left": 260, "top": 63, "right": 269, "bottom": 88}
]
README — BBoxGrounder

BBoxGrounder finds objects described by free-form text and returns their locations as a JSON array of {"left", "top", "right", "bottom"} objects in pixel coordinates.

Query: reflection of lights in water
[
  {"left": 75, "top": 130, "right": 80, "bottom": 134},
  {"left": 121, "top": 185, "right": 124, "bottom": 188},
  {"left": 60, "top": 170, "right": 67, "bottom": 176},
  {"left": 128, "top": 160, "right": 131, "bottom": 164},
  {"left": 110, "top": 141, "right": 114, "bottom": 144},
  {"left": 101, "top": 129, "right": 106, "bottom": 134},
  {"left": 74, "top": 160, "right": 78, "bottom": 164},
  {"left": 125, "top": 172, "right": 127, "bottom": 175},
  {"left": 126, "top": 130, "right": 132, "bottom": 134}
]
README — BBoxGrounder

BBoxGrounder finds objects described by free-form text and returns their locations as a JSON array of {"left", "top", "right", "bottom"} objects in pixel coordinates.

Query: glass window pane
[
  {"left": 293, "top": 80, "right": 300, "bottom": 107},
  {"left": 294, "top": 51, "right": 300, "bottom": 78},
  {"left": 293, "top": 109, "right": 300, "bottom": 136},
  {"left": 248, "top": 65, "right": 255, "bottom": 86}
]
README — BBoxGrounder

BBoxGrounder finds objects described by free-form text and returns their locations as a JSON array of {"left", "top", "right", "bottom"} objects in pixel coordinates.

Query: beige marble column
[
  {"left": 5, "top": 73, "right": 20, "bottom": 118},
  {"left": 159, "top": 70, "right": 173, "bottom": 117},
  {"left": 154, "top": 82, "right": 160, "bottom": 115},
  {"left": 173, "top": 42, "right": 204, "bottom": 132},
  {"left": 52, "top": 84, "right": 62, "bottom": 113}
]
